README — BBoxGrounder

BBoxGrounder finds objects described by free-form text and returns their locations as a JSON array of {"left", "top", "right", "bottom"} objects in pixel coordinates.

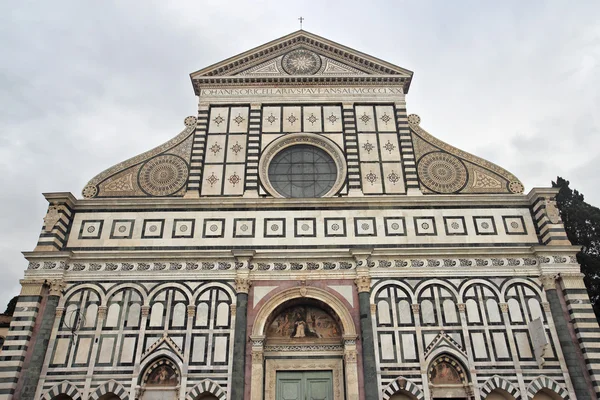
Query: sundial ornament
[{"left": 281, "top": 49, "right": 322, "bottom": 75}]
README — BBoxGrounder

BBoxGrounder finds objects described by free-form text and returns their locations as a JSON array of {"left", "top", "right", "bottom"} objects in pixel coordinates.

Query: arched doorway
[
  {"left": 250, "top": 286, "right": 358, "bottom": 400},
  {"left": 195, "top": 395, "right": 218, "bottom": 400},
  {"left": 428, "top": 354, "right": 471, "bottom": 399},
  {"left": 484, "top": 389, "right": 515, "bottom": 400},
  {"left": 98, "top": 395, "right": 122, "bottom": 400},
  {"left": 139, "top": 357, "right": 181, "bottom": 400},
  {"left": 389, "top": 390, "right": 418, "bottom": 400},
  {"left": 531, "top": 389, "right": 563, "bottom": 400}
]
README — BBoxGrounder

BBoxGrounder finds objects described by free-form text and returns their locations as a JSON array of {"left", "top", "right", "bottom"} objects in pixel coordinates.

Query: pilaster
[
  {"left": 19, "top": 279, "right": 64, "bottom": 400},
  {"left": 542, "top": 273, "right": 593, "bottom": 399},
  {"left": 354, "top": 260, "right": 378, "bottom": 400},
  {"left": 231, "top": 253, "right": 252, "bottom": 400}
]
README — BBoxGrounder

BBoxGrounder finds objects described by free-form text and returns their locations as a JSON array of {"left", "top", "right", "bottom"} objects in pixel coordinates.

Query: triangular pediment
[{"left": 190, "top": 30, "right": 413, "bottom": 93}]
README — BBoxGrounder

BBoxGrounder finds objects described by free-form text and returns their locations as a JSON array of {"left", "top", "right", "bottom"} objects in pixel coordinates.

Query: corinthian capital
[
  {"left": 354, "top": 276, "right": 371, "bottom": 293},
  {"left": 48, "top": 279, "right": 66, "bottom": 296},
  {"left": 235, "top": 277, "right": 251, "bottom": 294}
]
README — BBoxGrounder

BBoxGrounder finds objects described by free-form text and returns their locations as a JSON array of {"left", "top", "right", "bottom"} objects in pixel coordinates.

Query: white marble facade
[{"left": 2, "top": 30, "right": 598, "bottom": 400}]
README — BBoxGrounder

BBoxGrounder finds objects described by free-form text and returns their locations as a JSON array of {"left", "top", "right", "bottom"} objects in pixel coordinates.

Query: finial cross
[{"left": 298, "top": 16, "right": 304, "bottom": 29}]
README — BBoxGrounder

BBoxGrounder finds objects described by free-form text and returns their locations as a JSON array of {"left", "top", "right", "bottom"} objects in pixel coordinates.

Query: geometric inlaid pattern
[
  {"left": 79, "top": 220, "right": 103, "bottom": 240},
  {"left": 417, "top": 152, "right": 468, "bottom": 194},
  {"left": 502, "top": 216, "right": 527, "bottom": 235},
  {"left": 414, "top": 217, "right": 436, "bottom": 236},
  {"left": 354, "top": 217, "right": 377, "bottom": 237},
  {"left": 384, "top": 217, "right": 407, "bottom": 236},
  {"left": 233, "top": 218, "right": 255, "bottom": 238},
  {"left": 142, "top": 219, "right": 164, "bottom": 239},
  {"left": 172, "top": 219, "right": 195, "bottom": 238},
  {"left": 138, "top": 154, "right": 189, "bottom": 196},
  {"left": 473, "top": 216, "right": 497, "bottom": 235},
  {"left": 443, "top": 216, "right": 467, "bottom": 236},
  {"left": 110, "top": 220, "right": 135, "bottom": 239},
  {"left": 203, "top": 219, "right": 225, "bottom": 238}
]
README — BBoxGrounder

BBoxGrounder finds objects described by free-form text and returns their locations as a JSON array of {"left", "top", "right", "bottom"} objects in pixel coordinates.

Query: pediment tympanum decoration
[
  {"left": 409, "top": 114, "right": 525, "bottom": 194},
  {"left": 189, "top": 30, "right": 413, "bottom": 94},
  {"left": 266, "top": 305, "right": 342, "bottom": 344},
  {"left": 81, "top": 117, "right": 196, "bottom": 198}
]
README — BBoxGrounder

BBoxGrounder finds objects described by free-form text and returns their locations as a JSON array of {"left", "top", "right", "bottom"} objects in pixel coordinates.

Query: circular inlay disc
[
  {"left": 138, "top": 155, "right": 189, "bottom": 196},
  {"left": 281, "top": 49, "right": 322, "bottom": 75},
  {"left": 417, "top": 152, "right": 468, "bottom": 194}
]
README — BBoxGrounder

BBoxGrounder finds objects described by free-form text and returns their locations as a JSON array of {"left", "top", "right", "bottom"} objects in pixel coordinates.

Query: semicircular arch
[
  {"left": 61, "top": 285, "right": 105, "bottom": 307},
  {"left": 89, "top": 380, "right": 128, "bottom": 400},
  {"left": 371, "top": 280, "right": 416, "bottom": 303},
  {"left": 526, "top": 376, "right": 569, "bottom": 399},
  {"left": 41, "top": 380, "right": 81, "bottom": 400},
  {"left": 480, "top": 375, "right": 520, "bottom": 400},
  {"left": 382, "top": 376, "right": 424, "bottom": 400},
  {"left": 186, "top": 379, "right": 227, "bottom": 400},
  {"left": 414, "top": 279, "right": 460, "bottom": 300},
  {"left": 252, "top": 286, "right": 356, "bottom": 338},
  {"left": 105, "top": 283, "right": 148, "bottom": 304}
]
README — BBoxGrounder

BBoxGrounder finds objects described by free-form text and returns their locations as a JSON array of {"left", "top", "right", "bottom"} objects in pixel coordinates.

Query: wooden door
[{"left": 276, "top": 371, "right": 333, "bottom": 400}]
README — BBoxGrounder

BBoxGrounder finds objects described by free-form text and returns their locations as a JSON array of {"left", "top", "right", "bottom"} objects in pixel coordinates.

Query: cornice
[{"left": 60, "top": 191, "right": 540, "bottom": 211}]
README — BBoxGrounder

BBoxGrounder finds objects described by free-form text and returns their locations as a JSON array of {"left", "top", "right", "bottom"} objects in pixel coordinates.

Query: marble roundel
[
  {"left": 138, "top": 154, "right": 188, "bottom": 196},
  {"left": 417, "top": 151, "right": 468, "bottom": 194},
  {"left": 281, "top": 49, "right": 322, "bottom": 75}
]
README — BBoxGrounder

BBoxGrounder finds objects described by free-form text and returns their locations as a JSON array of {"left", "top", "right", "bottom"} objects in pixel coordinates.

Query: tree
[
  {"left": 553, "top": 177, "right": 600, "bottom": 320},
  {"left": 3, "top": 296, "right": 18, "bottom": 316}
]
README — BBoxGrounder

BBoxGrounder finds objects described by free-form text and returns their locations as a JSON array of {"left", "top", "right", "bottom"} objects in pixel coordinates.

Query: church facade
[{"left": 1, "top": 31, "right": 599, "bottom": 400}]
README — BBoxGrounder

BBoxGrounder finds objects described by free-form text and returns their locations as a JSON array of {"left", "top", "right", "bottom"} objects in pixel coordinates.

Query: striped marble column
[
  {"left": 559, "top": 273, "right": 600, "bottom": 398},
  {"left": 244, "top": 104, "right": 262, "bottom": 197},
  {"left": 395, "top": 104, "right": 419, "bottom": 194},
  {"left": 186, "top": 105, "right": 210, "bottom": 196},
  {"left": 342, "top": 103, "right": 362, "bottom": 195},
  {"left": 0, "top": 283, "right": 44, "bottom": 398},
  {"left": 230, "top": 277, "right": 250, "bottom": 400},
  {"left": 355, "top": 274, "right": 378, "bottom": 400},
  {"left": 531, "top": 196, "right": 571, "bottom": 245}
]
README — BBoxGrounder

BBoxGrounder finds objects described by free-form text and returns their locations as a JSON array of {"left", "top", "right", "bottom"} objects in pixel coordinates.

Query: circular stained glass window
[{"left": 268, "top": 145, "right": 337, "bottom": 198}]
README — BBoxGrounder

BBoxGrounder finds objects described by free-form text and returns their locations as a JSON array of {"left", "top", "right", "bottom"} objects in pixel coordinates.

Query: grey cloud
[{"left": 0, "top": 0, "right": 599, "bottom": 309}]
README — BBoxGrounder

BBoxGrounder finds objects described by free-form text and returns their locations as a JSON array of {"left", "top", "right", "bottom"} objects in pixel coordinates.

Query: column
[
  {"left": 394, "top": 101, "right": 420, "bottom": 195},
  {"left": 498, "top": 302, "right": 527, "bottom": 396},
  {"left": 243, "top": 103, "right": 262, "bottom": 198},
  {"left": 185, "top": 104, "right": 210, "bottom": 197},
  {"left": 542, "top": 274, "right": 592, "bottom": 399},
  {"left": 19, "top": 279, "right": 65, "bottom": 400},
  {"left": 342, "top": 103, "right": 362, "bottom": 196},
  {"left": 343, "top": 338, "right": 359, "bottom": 400},
  {"left": 82, "top": 306, "right": 107, "bottom": 400},
  {"left": 0, "top": 280, "right": 45, "bottom": 400},
  {"left": 230, "top": 276, "right": 250, "bottom": 400},
  {"left": 355, "top": 273, "right": 379, "bottom": 400},
  {"left": 456, "top": 303, "right": 479, "bottom": 400},
  {"left": 249, "top": 337, "right": 264, "bottom": 400},
  {"left": 130, "top": 305, "right": 151, "bottom": 400}
]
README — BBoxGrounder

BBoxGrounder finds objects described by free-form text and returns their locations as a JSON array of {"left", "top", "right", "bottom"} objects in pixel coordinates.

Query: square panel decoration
[
  {"left": 384, "top": 217, "right": 406, "bottom": 236},
  {"left": 233, "top": 218, "right": 255, "bottom": 238},
  {"left": 79, "top": 220, "right": 103, "bottom": 240},
  {"left": 473, "top": 216, "right": 497, "bottom": 235},
  {"left": 172, "top": 219, "right": 195, "bottom": 239},
  {"left": 294, "top": 218, "right": 316, "bottom": 238},
  {"left": 264, "top": 218, "right": 286, "bottom": 238},
  {"left": 203, "top": 219, "right": 225, "bottom": 238},
  {"left": 443, "top": 216, "right": 467, "bottom": 236},
  {"left": 502, "top": 216, "right": 527, "bottom": 235},
  {"left": 324, "top": 218, "right": 346, "bottom": 237},
  {"left": 141, "top": 219, "right": 164, "bottom": 239},
  {"left": 354, "top": 217, "right": 377, "bottom": 237},
  {"left": 414, "top": 217, "right": 437, "bottom": 236},
  {"left": 110, "top": 219, "right": 135, "bottom": 239}
]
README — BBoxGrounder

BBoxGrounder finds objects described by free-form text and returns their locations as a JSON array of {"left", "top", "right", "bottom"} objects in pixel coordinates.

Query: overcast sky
[{"left": 0, "top": 1, "right": 598, "bottom": 310}]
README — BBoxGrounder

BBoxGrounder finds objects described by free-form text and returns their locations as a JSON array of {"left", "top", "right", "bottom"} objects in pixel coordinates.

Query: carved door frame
[{"left": 265, "top": 358, "right": 343, "bottom": 400}]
